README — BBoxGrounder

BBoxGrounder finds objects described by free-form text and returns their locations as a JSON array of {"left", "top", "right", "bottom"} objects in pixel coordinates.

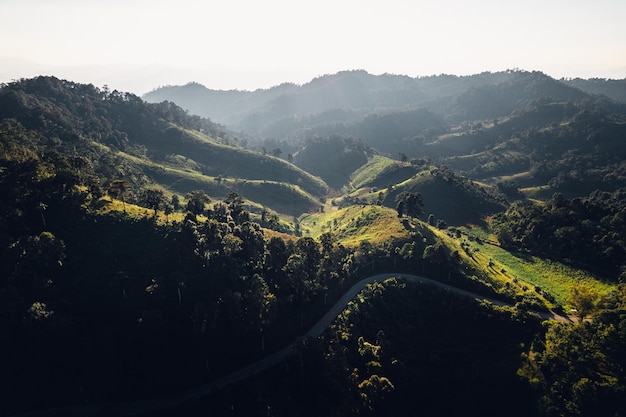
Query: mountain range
[{"left": 145, "top": 69, "right": 626, "bottom": 199}]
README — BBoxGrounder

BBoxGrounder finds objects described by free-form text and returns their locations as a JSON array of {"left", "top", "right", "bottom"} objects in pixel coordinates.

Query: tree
[
  {"left": 108, "top": 179, "right": 131, "bottom": 212},
  {"left": 139, "top": 187, "right": 167, "bottom": 217},
  {"left": 272, "top": 148, "right": 282, "bottom": 158},
  {"left": 519, "top": 313, "right": 626, "bottom": 416},
  {"left": 567, "top": 283, "right": 598, "bottom": 321},
  {"left": 396, "top": 199, "right": 405, "bottom": 218},
  {"left": 319, "top": 232, "right": 334, "bottom": 255},
  {"left": 423, "top": 242, "right": 447, "bottom": 265},
  {"left": 164, "top": 203, "right": 173, "bottom": 223},
  {"left": 396, "top": 192, "right": 424, "bottom": 218},
  {"left": 225, "top": 192, "right": 248, "bottom": 224},
  {"left": 185, "top": 190, "right": 211, "bottom": 219},
  {"left": 10, "top": 231, "right": 66, "bottom": 297},
  {"left": 171, "top": 194, "right": 181, "bottom": 211},
  {"left": 404, "top": 192, "right": 423, "bottom": 218},
  {"left": 212, "top": 201, "right": 231, "bottom": 223}
]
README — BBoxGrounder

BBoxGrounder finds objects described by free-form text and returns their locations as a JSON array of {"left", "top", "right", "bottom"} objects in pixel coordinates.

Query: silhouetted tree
[
  {"left": 396, "top": 192, "right": 424, "bottom": 218},
  {"left": 139, "top": 187, "right": 167, "bottom": 217},
  {"left": 108, "top": 179, "right": 131, "bottom": 212},
  {"left": 186, "top": 190, "right": 211, "bottom": 219},
  {"left": 171, "top": 194, "right": 181, "bottom": 211}
]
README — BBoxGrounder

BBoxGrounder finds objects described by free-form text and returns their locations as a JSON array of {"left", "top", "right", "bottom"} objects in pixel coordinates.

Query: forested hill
[
  {"left": 563, "top": 77, "right": 626, "bottom": 104},
  {"left": 0, "top": 76, "right": 328, "bottom": 213}
]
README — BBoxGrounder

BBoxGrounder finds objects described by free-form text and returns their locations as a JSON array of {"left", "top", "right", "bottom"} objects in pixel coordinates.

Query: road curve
[{"left": 9, "top": 273, "right": 571, "bottom": 417}]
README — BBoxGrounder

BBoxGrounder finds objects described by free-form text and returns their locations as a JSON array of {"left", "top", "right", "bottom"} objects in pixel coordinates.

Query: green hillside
[
  {"left": 353, "top": 161, "right": 506, "bottom": 226},
  {"left": 293, "top": 135, "right": 371, "bottom": 188},
  {"left": 350, "top": 155, "right": 422, "bottom": 189},
  {"left": 299, "top": 205, "right": 411, "bottom": 247},
  {"left": 0, "top": 76, "right": 328, "bottom": 216}
]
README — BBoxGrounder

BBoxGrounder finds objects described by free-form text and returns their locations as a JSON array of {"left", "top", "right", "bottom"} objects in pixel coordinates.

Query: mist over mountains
[
  {"left": 143, "top": 69, "right": 626, "bottom": 133},
  {"left": 144, "top": 69, "right": 626, "bottom": 199}
]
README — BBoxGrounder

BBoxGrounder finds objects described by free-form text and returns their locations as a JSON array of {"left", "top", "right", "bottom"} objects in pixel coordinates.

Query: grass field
[
  {"left": 450, "top": 226, "right": 616, "bottom": 309},
  {"left": 299, "top": 205, "right": 411, "bottom": 247},
  {"left": 350, "top": 155, "right": 399, "bottom": 189}
]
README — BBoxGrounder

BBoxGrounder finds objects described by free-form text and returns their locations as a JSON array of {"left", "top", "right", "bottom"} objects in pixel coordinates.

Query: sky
[{"left": 1, "top": 0, "right": 626, "bottom": 94}]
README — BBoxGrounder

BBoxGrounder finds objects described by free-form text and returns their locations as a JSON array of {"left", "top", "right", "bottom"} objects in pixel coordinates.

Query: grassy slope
[
  {"left": 348, "top": 156, "right": 505, "bottom": 226},
  {"left": 103, "top": 189, "right": 608, "bottom": 313},
  {"left": 300, "top": 205, "right": 552, "bottom": 308},
  {"left": 108, "top": 146, "right": 611, "bottom": 313},
  {"left": 382, "top": 169, "right": 504, "bottom": 226},
  {"left": 299, "top": 205, "right": 411, "bottom": 247},
  {"left": 449, "top": 226, "right": 616, "bottom": 309},
  {"left": 97, "top": 129, "right": 326, "bottom": 216},
  {"left": 98, "top": 197, "right": 297, "bottom": 238},
  {"left": 350, "top": 155, "right": 422, "bottom": 189},
  {"left": 159, "top": 128, "right": 329, "bottom": 197},
  {"left": 350, "top": 155, "right": 400, "bottom": 188}
]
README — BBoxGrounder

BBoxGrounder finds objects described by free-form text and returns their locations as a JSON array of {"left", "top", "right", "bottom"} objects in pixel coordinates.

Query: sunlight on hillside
[
  {"left": 441, "top": 226, "right": 616, "bottom": 309},
  {"left": 299, "top": 205, "right": 410, "bottom": 248}
]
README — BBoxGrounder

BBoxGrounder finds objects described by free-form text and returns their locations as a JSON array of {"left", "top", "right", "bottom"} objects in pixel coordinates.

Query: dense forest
[{"left": 2, "top": 75, "right": 626, "bottom": 416}]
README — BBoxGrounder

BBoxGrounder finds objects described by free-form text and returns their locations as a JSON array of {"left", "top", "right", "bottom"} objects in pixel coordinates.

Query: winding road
[{"left": 10, "top": 273, "right": 571, "bottom": 417}]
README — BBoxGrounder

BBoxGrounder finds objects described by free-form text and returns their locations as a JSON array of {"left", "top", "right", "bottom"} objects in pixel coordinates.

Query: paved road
[{"left": 10, "top": 273, "right": 571, "bottom": 417}]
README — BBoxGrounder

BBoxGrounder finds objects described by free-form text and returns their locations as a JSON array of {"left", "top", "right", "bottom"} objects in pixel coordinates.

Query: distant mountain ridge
[
  {"left": 562, "top": 77, "right": 626, "bottom": 103},
  {"left": 144, "top": 69, "right": 626, "bottom": 200},
  {"left": 143, "top": 70, "right": 609, "bottom": 133}
]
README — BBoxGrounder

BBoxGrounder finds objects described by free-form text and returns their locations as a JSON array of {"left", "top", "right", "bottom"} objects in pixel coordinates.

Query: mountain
[
  {"left": 143, "top": 70, "right": 589, "bottom": 134},
  {"left": 146, "top": 70, "right": 626, "bottom": 200}
]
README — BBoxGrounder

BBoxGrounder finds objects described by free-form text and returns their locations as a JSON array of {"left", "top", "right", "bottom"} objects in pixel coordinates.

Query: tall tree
[
  {"left": 225, "top": 192, "right": 248, "bottom": 224},
  {"left": 139, "top": 187, "right": 167, "bottom": 217},
  {"left": 108, "top": 179, "right": 132, "bottom": 212},
  {"left": 567, "top": 283, "right": 598, "bottom": 321},
  {"left": 185, "top": 190, "right": 211, "bottom": 219},
  {"left": 395, "top": 191, "right": 424, "bottom": 218}
]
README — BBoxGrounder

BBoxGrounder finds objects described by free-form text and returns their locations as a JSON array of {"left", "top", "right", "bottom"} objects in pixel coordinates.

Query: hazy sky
[{"left": 2, "top": 0, "right": 625, "bottom": 94}]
